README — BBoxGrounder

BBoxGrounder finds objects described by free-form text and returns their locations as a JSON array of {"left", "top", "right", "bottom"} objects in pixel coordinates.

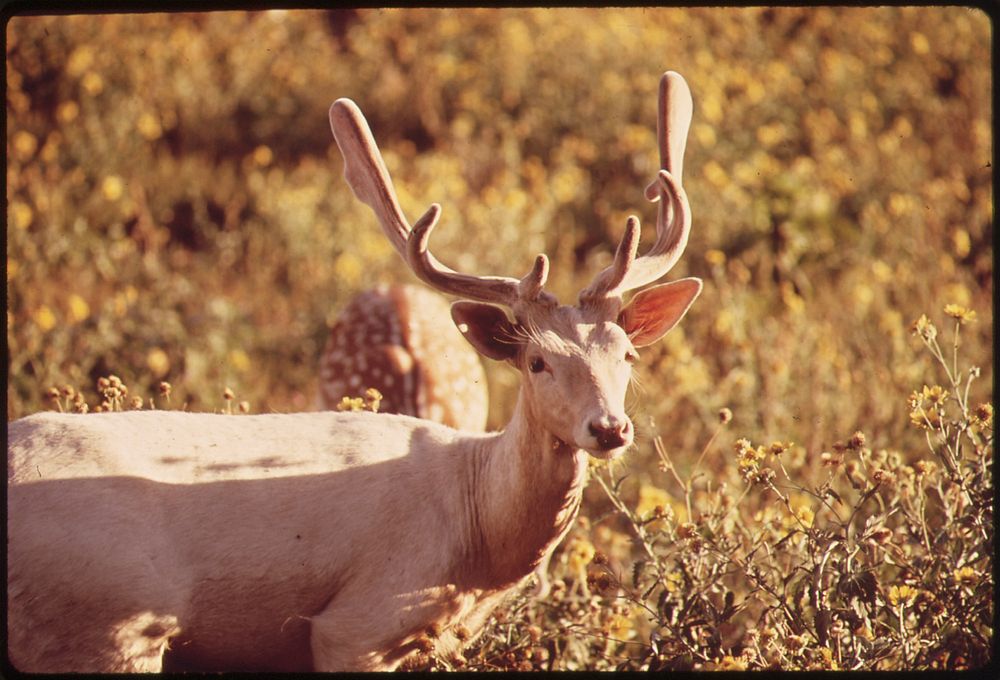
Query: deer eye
[{"left": 528, "top": 356, "right": 546, "bottom": 373}]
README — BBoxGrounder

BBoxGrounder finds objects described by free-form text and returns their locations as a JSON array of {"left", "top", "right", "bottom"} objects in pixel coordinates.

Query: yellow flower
[
  {"left": 636, "top": 483, "right": 671, "bottom": 519},
  {"left": 910, "top": 31, "right": 930, "bottom": 55},
  {"left": 67, "top": 294, "right": 90, "bottom": 324},
  {"left": 66, "top": 46, "right": 95, "bottom": 76},
  {"left": 921, "top": 384, "right": 947, "bottom": 406},
  {"left": 81, "top": 72, "right": 104, "bottom": 96},
  {"left": 137, "top": 112, "right": 162, "bottom": 140},
  {"left": 33, "top": 305, "right": 57, "bottom": 331},
  {"left": 603, "top": 613, "right": 633, "bottom": 641},
  {"left": 888, "top": 584, "right": 919, "bottom": 607},
  {"left": 943, "top": 304, "right": 976, "bottom": 324},
  {"left": 664, "top": 570, "right": 683, "bottom": 593},
  {"left": 336, "top": 396, "right": 365, "bottom": 412},
  {"left": 794, "top": 505, "right": 815, "bottom": 528},
  {"left": 783, "top": 499, "right": 815, "bottom": 530},
  {"left": 768, "top": 441, "right": 793, "bottom": 456},
  {"left": 780, "top": 281, "right": 805, "bottom": 314},
  {"left": 252, "top": 145, "right": 273, "bottom": 167},
  {"left": 12, "top": 130, "right": 38, "bottom": 159},
  {"left": 102, "top": 175, "right": 125, "bottom": 201},
  {"left": 363, "top": 388, "right": 382, "bottom": 412},
  {"left": 228, "top": 349, "right": 251, "bottom": 373},
  {"left": 704, "top": 248, "right": 726, "bottom": 266},
  {"left": 954, "top": 566, "right": 978, "bottom": 586},
  {"left": 566, "top": 536, "right": 595, "bottom": 573},
  {"left": 702, "top": 160, "right": 728, "bottom": 188},
  {"left": 146, "top": 348, "right": 171, "bottom": 378},
  {"left": 57, "top": 101, "right": 80, "bottom": 123},
  {"left": 717, "top": 655, "right": 748, "bottom": 671},
  {"left": 952, "top": 228, "right": 971, "bottom": 258},
  {"left": 10, "top": 201, "right": 33, "bottom": 230}
]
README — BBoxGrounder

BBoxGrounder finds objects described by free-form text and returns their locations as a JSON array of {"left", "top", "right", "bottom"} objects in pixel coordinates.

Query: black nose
[{"left": 588, "top": 418, "right": 632, "bottom": 450}]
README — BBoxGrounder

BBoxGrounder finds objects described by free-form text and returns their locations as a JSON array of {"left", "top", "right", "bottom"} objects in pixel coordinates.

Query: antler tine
[
  {"left": 580, "top": 71, "right": 694, "bottom": 308},
  {"left": 407, "top": 208, "right": 550, "bottom": 305},
  {"left": 329, "top": 98, "right": 550, "bottom": 308},
  {"left": 577, "top": 216, "right": 640, "bottom": 305}
]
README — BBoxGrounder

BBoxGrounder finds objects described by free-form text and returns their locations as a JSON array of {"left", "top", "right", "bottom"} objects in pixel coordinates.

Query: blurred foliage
[{"left": 5, "top": 7, "right": 993, "bottom": 671}]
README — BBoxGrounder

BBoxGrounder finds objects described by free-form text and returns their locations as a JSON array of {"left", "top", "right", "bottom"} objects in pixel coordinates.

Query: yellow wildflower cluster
[
  {"left": 335, "top": 388, "right": 383, "bottom": 413},
  {"left": 735, "top": 438, "right": 780, "bottom": 484},
  {"left": 907, "top": 385, "right": 947, "bottom": 430}
]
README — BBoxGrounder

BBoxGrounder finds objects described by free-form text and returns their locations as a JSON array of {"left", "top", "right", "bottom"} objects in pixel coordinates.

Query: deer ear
[
  {"left": 618, "top": 277, "right": 702, "bottom": 348},
  {"left": 451, "top": 301, "right": 522, "bottom": 361}
]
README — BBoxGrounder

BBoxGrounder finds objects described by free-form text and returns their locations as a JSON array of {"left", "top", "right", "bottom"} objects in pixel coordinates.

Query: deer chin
[
  {"left": 549, "top": 434, "right": 625, "bottom": 461},
  {"left": 582, "top": 443, "right": 630, "bottom": 461}
]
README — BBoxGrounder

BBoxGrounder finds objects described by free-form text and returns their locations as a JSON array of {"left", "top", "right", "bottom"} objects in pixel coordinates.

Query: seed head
[
  {"left": 910, "top": 314, "right": 937, "bottom": 340},
  {"left": 872, "top": 468, "right": 894, "bottom": 486},
  {"left": 868, "top": 527, "right": 893, "bottom": 545},
  {"left": 223, "top": 387, "right": 235, "bottom": 401},
  {"left": 158, "top": 381, "right": 172, "bottom": 396},
  {"left": 753, "top": 467, "right": 777, "bottom": 485},
  {"left": 820, "top": 451, "right": 843, "bottom": 467},
  {"left": 847, "top": 430, "right": 866, "bottom": 450},
  {"left": 676, "top": 522, "right": 698, "bottom": 540},
  {"left": 972, "top": 403, "right": 993, "bottom": 428},
  {"left": 718, "top": 407, "right": 733, "bottom": 424}
]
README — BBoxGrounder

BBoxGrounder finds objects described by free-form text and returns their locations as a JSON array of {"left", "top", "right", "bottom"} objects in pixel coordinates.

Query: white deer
[{"left": 6, "top": 71, "right": 700, "bottom": 672}]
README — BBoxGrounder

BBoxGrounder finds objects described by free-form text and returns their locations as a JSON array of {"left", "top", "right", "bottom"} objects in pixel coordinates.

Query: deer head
[{"left": 328, "top": 72, "right": 700, "bottom": 460}]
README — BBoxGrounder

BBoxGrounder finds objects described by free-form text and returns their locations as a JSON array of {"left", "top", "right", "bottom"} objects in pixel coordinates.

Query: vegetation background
[{"left": 5, "top": 7, "right": 993, "bottom": 671}]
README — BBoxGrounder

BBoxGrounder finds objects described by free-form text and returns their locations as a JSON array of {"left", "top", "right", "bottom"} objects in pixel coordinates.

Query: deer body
[
  {"left": 7, "top": 71, "right": 700, "bottom": 672},
  {"left": 8, "top": 407, "right": 584, "bottom": 671}
]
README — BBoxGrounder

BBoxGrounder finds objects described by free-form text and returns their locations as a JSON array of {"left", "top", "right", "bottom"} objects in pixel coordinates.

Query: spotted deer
[
  {"left": 318, "top": 283, "right": 488, "bottom": 431},
  {"left": 6, "top": 72, "right": 700, "bottom": 672}
]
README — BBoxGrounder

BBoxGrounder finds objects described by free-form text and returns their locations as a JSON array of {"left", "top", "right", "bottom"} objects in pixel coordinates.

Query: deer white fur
[{"left": 6, "top": 71, "right": 701, "bottom": 672}]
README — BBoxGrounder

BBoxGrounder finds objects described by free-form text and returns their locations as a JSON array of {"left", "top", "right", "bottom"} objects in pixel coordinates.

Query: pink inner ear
[{"left": 618, "top": 278, "right": 702, "bottom": 348}]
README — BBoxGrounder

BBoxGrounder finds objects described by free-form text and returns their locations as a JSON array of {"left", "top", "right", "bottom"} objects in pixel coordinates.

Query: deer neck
[{"left": 462, "top": 391, "right": 588, "bottom": 589}]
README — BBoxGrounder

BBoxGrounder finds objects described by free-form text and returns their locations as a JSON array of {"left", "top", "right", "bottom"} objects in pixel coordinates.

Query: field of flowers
[{"left": 6, "top": 7, "right": 993, "bottom": 671}]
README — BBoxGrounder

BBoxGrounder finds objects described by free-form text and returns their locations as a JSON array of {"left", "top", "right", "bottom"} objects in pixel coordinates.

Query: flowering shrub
[{"left": 6, "top": 7, "right": 992, "bottom": 671}]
